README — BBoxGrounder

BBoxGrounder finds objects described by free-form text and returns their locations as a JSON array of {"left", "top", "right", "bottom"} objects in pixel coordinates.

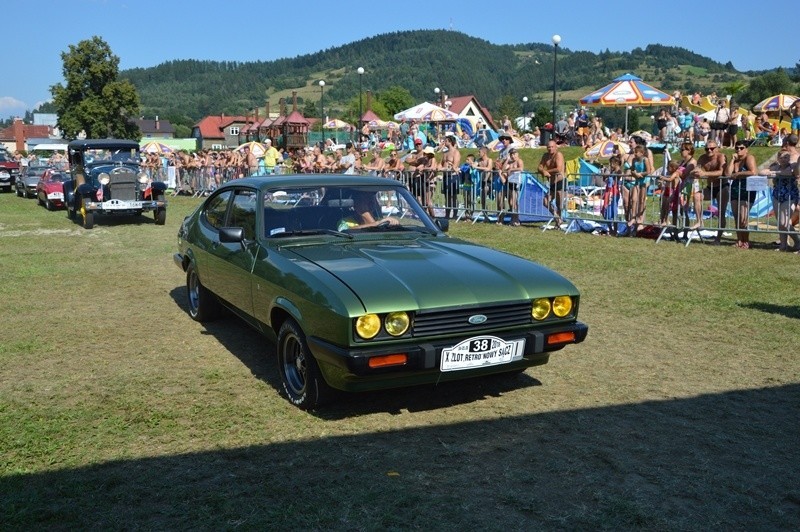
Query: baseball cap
[
  {"left": 423, "top": 146, "right": 435, "bottom": 155},
  {"left": 414, "top": 138, "right": 423, "bottom": 145}
]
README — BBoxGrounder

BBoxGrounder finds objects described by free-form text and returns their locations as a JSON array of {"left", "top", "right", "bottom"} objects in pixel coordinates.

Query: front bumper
[
  {"left": 308, "top": 321, "right": 588, "bottom": 392},
  {"left": 85, "top": 198, "right": 166, "bottom": 214}
]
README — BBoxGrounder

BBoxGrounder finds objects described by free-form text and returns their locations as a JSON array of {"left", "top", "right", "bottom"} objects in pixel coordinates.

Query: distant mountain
[{"left": 122, "top": 30, "right": 756, "bottom": 125}]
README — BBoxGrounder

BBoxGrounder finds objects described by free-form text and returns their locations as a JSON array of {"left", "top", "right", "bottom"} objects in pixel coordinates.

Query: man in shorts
[
  {"left": 538, "top": 140, "right": 565, "bottom": 227},
  {"left": 690, "top": 140, "right": 728, "bottom": 243}
]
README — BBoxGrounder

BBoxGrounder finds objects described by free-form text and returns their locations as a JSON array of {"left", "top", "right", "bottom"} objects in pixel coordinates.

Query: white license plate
[
  {"left": 48, "top": 192, "right": 64, "bottom": 200},
  {"left": 0, "top": 171, "right": 9, "bottom": 178},
  {"left": 440, "top": 335, "right": 525, "bottom": 372},
  {"left": 102, "top": 199, "right": 144, "bottom": 210}
]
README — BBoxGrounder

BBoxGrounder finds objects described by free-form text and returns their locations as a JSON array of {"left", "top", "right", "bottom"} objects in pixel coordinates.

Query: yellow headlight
[
  {"left": 356, "top": 314, "right": 381, "bottom": 339},
  {"left": 532, "top": 298, "right": 551, "bottom": 320},
  {"left": 552, "top": 296, "right": 573, "bottom": 317},
  {"left": 384, "top": 312, "right": 410, "bottom": 336}
]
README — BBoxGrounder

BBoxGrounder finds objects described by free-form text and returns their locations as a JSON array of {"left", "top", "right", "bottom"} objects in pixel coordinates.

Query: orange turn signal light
[
  {"left": 546, "top": 332, "right": 576, "bottom": 345},
  {"left": 368, "top": 354, "right": 408, "bottom": 368}
]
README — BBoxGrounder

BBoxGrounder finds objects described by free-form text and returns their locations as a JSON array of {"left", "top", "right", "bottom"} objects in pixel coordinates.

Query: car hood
[{"left": 285, "top": 237, "right": 578, "bottom": 313}]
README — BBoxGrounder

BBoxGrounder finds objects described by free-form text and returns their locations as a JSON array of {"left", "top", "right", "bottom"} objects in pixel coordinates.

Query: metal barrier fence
[
  {"left": 148, "top": 163, "right": 798, "bottom": 246},
  {"left": 556, "top": 172, "right": 798, "bottom": 247}
]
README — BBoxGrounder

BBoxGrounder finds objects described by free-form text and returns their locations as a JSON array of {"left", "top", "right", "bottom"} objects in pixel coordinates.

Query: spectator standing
[
  {"left": 690, "top": 140, "right": 728, "bottom": 243},
  {"left": 712, "top": 100, "right": 730, "bottom": 145},
  {"left": 538, "top": 140, "right": 565, "bottom": 227},
  {"left": 726, "top": 104, "right": 741, "bottom": 149},
  {"left": 628, "top": 144, "right": 653, "bottom": 233},
  {"left": 384, "top": 149, "right": 404, "bottom": 179},
  {"left": 792, "top": 99, "right": 800, "bottom": 137},
  {"left": 502, "top": 148, "right": 524, "bottom": 226},
  {"left": 262, "top": 139, "right": 280, "bottom": 174},
  {"left": 726, "top": 142, "right": 757, "bottom": 249},
  {"left": 338, "top": 142, "right": 357, "bottom": 174},
  {"left": 475, "top": 146, "right": 494, "bottom": 215},
  {"left": 441, "top": 135, "right": 461, "bottom": 219},
  {"left": 761, "top": 151, "right": 799, "bottom": 251}
]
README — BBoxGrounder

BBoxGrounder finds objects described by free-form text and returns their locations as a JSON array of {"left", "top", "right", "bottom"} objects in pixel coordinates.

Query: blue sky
[{"left": 2, "top": 0, "right": 795, "bottom": 120}]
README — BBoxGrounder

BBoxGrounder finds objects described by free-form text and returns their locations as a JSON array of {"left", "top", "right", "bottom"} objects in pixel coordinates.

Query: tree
[
  {"left": 51, "top": 36, "right": 141, "bottom": 139},
  {"left": 496, "top": 95, "right": 521, "bottom": 125},
  {"left": 376, "top": 86, "right": 414, "bottom": 116},
  {"left": 739, "top": 68, "right": 795, "bottom": 107}
]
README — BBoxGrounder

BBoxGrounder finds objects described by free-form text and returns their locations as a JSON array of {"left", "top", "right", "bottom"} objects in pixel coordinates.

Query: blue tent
[{"left": 517, "top": 173, "right": 551, "bottom": 222}]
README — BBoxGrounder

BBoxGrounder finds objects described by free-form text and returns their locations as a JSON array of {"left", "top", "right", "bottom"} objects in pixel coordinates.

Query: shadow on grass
[
  {"left": 168, "top": 287, "right": 543, "bottom": 418},
  {"left": 740, "top": 301, "right": 800, "bottom": 320},
  {"left": 3, "top": 385, "right": 798, "bottom": 530}
]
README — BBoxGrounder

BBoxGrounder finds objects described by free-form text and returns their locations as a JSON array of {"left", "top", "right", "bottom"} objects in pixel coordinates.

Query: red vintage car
[{"left": 37, "top": 168, "right": 69, "bottom": 210}]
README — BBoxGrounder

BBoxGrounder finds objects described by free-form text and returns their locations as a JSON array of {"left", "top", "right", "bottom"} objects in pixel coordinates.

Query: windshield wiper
[{"left": 270, "top": 228, "right": 354, "bottom": 239}]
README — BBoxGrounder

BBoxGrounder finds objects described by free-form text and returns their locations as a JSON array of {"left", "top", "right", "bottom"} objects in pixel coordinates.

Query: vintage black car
[
  {"left": 63, "top": 139, "right": 167, "bottom": 229},
  {"left": 175, "top": 175, "right": 588, "bottom": 409}
]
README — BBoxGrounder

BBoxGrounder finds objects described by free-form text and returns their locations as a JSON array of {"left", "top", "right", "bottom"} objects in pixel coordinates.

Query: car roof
[
  {"left": 67, "top": 139, "right": 140, "bottom": 151},
  {"left": 224, "top": 174, "right": 402, "bottom": 191}
]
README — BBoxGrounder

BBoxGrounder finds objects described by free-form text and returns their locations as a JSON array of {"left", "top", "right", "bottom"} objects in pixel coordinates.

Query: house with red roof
[
  {"left": 445, "top": 95, "right": 497, "bottom": 130},
  {"left": 0, "top": 119, "right": 55, "bottom": 152},
  {"left": 192, "top": 114, "right": 250, "bottom": 150}
]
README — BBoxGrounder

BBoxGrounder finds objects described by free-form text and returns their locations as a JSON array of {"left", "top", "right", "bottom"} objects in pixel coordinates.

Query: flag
[{"left": 96, "top": 184, "right": 103, "bottom": 201}]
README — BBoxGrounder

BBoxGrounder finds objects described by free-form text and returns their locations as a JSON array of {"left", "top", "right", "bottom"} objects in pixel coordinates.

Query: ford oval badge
[{"left": 468, "top": 314, "right": 487, "bottom": 325}]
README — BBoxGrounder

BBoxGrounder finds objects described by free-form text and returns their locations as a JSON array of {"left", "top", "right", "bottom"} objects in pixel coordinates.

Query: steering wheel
[{"left": 376, "top": 219, "right": 392, "bottom": 228}]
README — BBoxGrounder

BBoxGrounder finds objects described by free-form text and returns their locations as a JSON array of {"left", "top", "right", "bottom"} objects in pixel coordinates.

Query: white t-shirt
[{"left": 340, "top": 153, "right": 356, "bottom": 174}]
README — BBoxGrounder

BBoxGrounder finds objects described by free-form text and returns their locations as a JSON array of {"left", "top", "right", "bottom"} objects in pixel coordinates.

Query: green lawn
[{"left": 1, "top": 190, "right": 798, "bottom": 529}]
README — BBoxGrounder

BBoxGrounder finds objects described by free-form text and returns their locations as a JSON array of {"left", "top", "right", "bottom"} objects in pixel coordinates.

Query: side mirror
[
  {"left": 435, "top": 218, "right": 450, "bottom": 233},
  {"left": 219, "top": 226, "right": 245, "bottom": 243}
]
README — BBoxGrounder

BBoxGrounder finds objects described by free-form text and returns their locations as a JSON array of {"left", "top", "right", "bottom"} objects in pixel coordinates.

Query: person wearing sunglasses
[
  {"left": 726, "top": 143, "right": 757, "bottom": 249},
  {"left": 690, "top": 141, "right": 728, "bottom": 242}
]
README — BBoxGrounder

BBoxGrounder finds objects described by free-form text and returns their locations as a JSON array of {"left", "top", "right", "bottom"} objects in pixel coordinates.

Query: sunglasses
[
  {"left": 735, "top": 146, "right": 746, "bottom": 150},
  {"left": 706, "top": 147, "right": 717, "bottom": 151}
]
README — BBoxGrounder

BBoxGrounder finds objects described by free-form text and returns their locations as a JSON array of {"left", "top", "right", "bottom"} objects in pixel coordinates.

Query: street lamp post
[
  {"left": 319, "top": 80, "right": 325, "bottom": 147},
  {"left": 357, "top": 67, "right": 364, "bottom": 143},
  {"left": 522, "top": 96, "right": 528, "bottom": 131},
  {"left": 551, "top": 34, "right": 561, "bottom": 127},
  {"left": 434, "top": 87, "right": 443, "bottom": 107}
]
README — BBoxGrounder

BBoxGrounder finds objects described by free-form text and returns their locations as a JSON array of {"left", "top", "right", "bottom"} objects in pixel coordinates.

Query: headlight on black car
[
  {"left": 99, "top": 173, "right": 110, "bottom": 185},
  {"left": 138, "top": 172, "right": 149, "bottom": 184}
]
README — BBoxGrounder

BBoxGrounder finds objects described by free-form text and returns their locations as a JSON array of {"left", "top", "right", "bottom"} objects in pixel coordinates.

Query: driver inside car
[{"left": 337, "top": 190, "right": 399, "bottom": 231}]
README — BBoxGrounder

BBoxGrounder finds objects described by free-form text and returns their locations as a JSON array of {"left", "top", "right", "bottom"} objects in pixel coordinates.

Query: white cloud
[{"left": 0, "top": 96, "right": 28, "bottom": 118}]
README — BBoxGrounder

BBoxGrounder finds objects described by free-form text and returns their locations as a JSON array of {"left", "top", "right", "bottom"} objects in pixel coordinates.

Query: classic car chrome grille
[
  {"left": 412, "top": 302, "right": 532, "bottom": 336},
  {"left": 108, "top": 171, "right": 137, "bottom": 201}
]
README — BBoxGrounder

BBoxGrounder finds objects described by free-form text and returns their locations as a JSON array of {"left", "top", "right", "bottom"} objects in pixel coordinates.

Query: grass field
[{"left": 1, "top": 187, "right": 799, "bottom": 530}]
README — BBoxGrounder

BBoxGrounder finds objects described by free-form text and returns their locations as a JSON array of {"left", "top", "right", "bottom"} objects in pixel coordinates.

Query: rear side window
[{"left": 203, "top": 190, "right": 232, "bottom": 229}]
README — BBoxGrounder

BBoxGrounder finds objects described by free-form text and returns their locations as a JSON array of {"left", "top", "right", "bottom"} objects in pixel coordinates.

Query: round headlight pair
[
  {"left": 138, "top": 172, "right": 149, "bottom": 184},
  {"left": 355, "top": 312, "right": 410, "bottom": 339},
  {"left": 531, "top": 296, "right": 573, "bottom": 320},
  {"left": 98, "top": 173, "right": 110, "bottom": 185}
]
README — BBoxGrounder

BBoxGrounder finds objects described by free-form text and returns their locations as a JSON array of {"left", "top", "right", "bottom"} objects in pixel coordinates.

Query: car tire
[
  {"left": 16, "top": 187, "right": 22, "bottom": 197},
  {"left": 277, "top": 318, "right": 335, "bottom": 410},
  {"left": 83, "top": 211, "right": 94, "bottom": 229},
  {"left": 46, "top": 199, "right": 53, "bottom": 211},
  {"left": 38, "top": 194, "right": 44, "bottom": 207},
  {"left": 186, "top": 262, "right": 222, "bottom": 322}
]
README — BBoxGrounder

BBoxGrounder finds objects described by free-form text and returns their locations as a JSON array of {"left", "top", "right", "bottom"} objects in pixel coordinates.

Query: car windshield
[
  {"left": 84, "top": 148, "right": 139, "bottom": 165},
  {"left": 263, "top": 184, "right": 438, "bottom": 238},
  {"left": 47, "top": 172, "right": 67, "bottom": 182}
]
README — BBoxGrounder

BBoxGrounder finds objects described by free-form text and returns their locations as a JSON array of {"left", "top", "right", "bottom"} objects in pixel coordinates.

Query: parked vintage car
[
  {"left": 16, "top": 164, "right": 49, "bottom": 198},
  {"left": 37, "top": 168, "right": 70, "bottom": 210},
  {"left": 0, "top": 151, "right": 20, "bottom": 192},
  {"left": 63, "top": 139, "right": 167, "bottom": 229},
  {"left": 174, "top": 175, "right": 588, "bottom": 409}
]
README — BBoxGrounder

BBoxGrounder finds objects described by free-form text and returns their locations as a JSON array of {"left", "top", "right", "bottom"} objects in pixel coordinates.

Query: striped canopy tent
[
  {"left": 579, "top": 74, "right": 675, "bottom": 134},
  {"left": 324, "top": 118, "right": 352, "bottom": 130}
]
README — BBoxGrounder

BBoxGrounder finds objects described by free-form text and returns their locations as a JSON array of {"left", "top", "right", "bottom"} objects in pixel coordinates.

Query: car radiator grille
[
  {"left": 109, "top": 171, "right": 137, "bottom": 201},
  {"left": 412, "top": 302, "right": 532, "bottom": 336}
]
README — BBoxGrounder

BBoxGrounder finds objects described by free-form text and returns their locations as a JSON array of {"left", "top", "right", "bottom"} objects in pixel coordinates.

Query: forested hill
[{"left": 122, "top": 30, "right": 753, "bottom": 123}]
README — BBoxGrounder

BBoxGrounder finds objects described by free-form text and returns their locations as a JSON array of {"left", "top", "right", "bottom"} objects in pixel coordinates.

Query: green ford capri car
[{"left": 174, "top": 175, "right": 587, "bottom": 409}]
